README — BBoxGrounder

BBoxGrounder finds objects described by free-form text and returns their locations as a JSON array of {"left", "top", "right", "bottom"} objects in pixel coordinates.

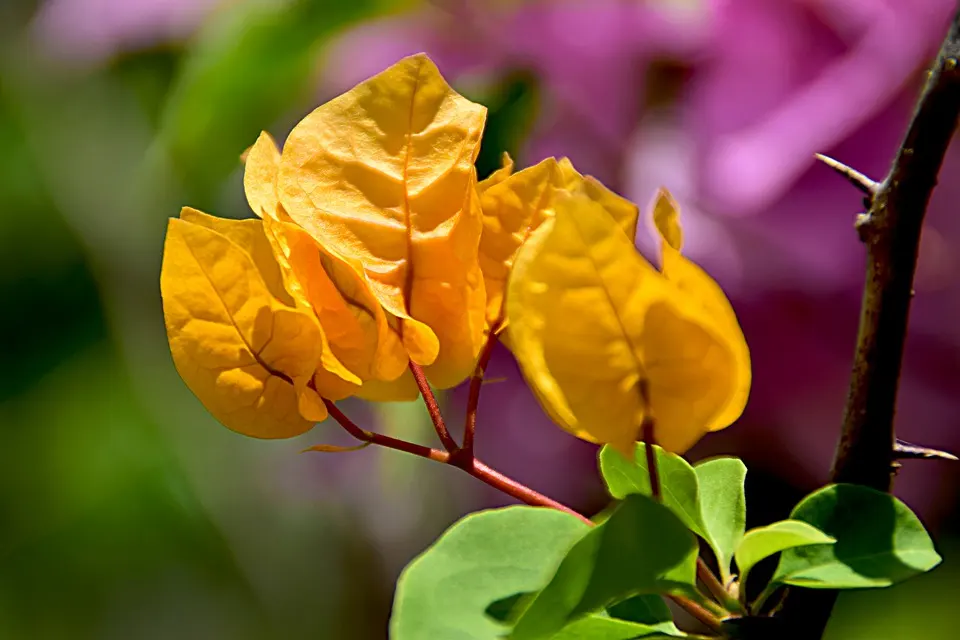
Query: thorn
[
  {"left": 814, "top": 153, "right": 879, "bottom": 196},
  {"left": 894, "top": 439, "right": 958, "bottom": 461}
]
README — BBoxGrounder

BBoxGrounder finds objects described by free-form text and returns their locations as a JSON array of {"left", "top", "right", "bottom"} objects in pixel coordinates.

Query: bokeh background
[{"left": 2, "top": 0, "right": 959, "bottom": 637}]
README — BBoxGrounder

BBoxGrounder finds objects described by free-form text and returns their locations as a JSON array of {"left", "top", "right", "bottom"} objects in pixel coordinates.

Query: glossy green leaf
[
  {"left": 510, "top": 495, "right": 698, "bottom": 640},
  {"left": 771, "top": 484, "right": 941, "bottom": 590},
  {"left": 734, "top": 520, "right": 834, "bottom": 594},
  {"left": 160, "top": 0, "right": 376, "bottom": 199},
  {"left": 600, "top": 444, "right": 741, "bottom": 579},
  {"left": 695, "top": 457, "right": 747, "bottom": 580},
  {"left": 390, "top": 507, "right": 588, "bottom": 640},
  {"left": 608, "top": 595, "right": 684, "bottom": 637},
  {"left": 600, "top": 444, "right": 704, "bottom": 536},
  {"left": 550, "top": 614, "right": 684, "bottom": 640}
]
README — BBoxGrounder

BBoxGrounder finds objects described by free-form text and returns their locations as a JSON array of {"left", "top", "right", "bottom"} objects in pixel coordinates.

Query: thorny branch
[{"left": 773, "top": 4, "right": 960, "bottom": 636}]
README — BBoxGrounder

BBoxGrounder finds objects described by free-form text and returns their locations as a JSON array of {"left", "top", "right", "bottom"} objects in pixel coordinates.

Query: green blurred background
[{"left": 1, "top": 0, "right": 959, "bottom": 637}]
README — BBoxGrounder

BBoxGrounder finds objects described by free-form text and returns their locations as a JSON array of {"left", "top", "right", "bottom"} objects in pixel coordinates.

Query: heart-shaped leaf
[
  {"left": 390, "top": 507, "right": 588, "bottom": 640},
  {"left": 770, "top": 484, "right": 941, "bottom": 590}
]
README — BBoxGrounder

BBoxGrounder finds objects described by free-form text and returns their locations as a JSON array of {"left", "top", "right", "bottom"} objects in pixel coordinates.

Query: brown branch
[
  {"left": 462, "top": 321, "right": 502, "bottom": 458},
  {"left": 408, "top": 361, "right": 459, "bottom": 452},
  {"left": 775, "top": 5, "right": 960, "bottom": 636},
  {"left": 323, "top": 400, "right": 450, "bottom": 463},
  {"left": 323, "top": 398, "right": 589, "bottom": 524}
]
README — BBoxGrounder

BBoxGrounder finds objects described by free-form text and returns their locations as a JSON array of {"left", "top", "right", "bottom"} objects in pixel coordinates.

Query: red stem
[
  {"left": 464, "top": 459, "right": 592, "bottom": 526},
  {"left": 324, "top": 399, "right": 450, "bottom": 463},
  {"left": 323, "top": 401, "right": 724, "bottom": 631},
  {"left": 462, "top": 323, "right": 502, "bottom": 457},
  {"left": 409, "top": 361, "right": 459, "bottom": 452}
]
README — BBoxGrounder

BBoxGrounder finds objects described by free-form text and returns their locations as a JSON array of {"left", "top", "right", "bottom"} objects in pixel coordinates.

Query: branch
[
  {"left": 322, "top": 398, "right": 589, "bottom": 523},
  {"left": 323, "top": 399, "right": 450, "bottom": 463},
  {"left": 776, "top": 6, "right": 960, "bottom": 636},
  {"left": 323, "top": 400, "right": 726, "bottom": 632},
  {"left": 409, "top": 361, "right": 459, "bottom": 452},
  {"left": 462, "top": 321, "right": 502, "bottom": 458}
]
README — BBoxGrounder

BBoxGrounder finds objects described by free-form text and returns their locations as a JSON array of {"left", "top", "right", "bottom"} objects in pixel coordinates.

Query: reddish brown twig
[
  {"left": 462, "top": 321, "right": 503, "bottom": 457},
  {"left": 324, "top": 400, "right": 450, "bottom": 463},
  {"left": 408, "top": 361, "right": 459, "bottom": 452},
  {"left": 323, "top": 399, "right": 724, "bottom": 631}
]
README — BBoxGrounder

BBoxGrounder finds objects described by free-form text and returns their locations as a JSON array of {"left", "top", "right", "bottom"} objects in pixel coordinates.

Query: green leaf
[
  {"left": 549, "top": 614, "right": 684, "bottom": 639},
  {"left": 600, "top": 445, "right": 744, "bottom": 579},
  {"left": 600, "top": 444, "right": 704, "bottom": 537},
  {"left": 771, "top": 484, "right": 941, "bottom": 590},
  {"left": 695, "top": 457, "right": 747, "bottom": 580},
  {"left": 390, "top": 506, "right": 588, "bottom": 640},
  {"left": 510, "top": 495, "right": 698, "bottom": 640},
  {"left": 735, "top": 520, "right": 835, "bottom": 587},
  {"left": 160, "top": 0, "right": 377, "bottom": 200},
  {"left": 608, "top": 596, "right": 685, "bottom": 637}
]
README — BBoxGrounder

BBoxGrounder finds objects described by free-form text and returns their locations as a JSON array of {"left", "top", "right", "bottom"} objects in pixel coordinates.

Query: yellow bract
[
  {"left": 277, "top": 53, "right": 487, "bottom": 389},
  {"left": 477, "top": 155, "right": 639, "bottom": 328},
  {"left": 160, "top": 52, "right": 749, "bottom": 452},
  {"left": 477, "top": 152, "right": 515, "bottom": 195},
  {"left": 652, "top": 189, "right": 751, "bottom": 431},
  {"left": 244, "top": 132, "right": 416, "bottom": 401},
  {"left": 478, "top": 157, "right": 564, "bottom": 326},
  {"left": 506, "top": 188, "right": 750, "bottom": 454},
  {"left": 161, "top": 211, "right": 330, "bottom": 438}
]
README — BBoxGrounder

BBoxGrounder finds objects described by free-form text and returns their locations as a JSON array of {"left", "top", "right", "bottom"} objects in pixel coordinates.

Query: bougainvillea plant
[{"left": 160, "top": 53, "right": 950, "bottom": 639}]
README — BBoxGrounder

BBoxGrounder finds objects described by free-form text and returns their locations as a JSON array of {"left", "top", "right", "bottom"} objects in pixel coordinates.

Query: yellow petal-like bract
[
  {"left": 478, "top": 156, "right": 638, "bottom": 328},
  {"left": 161, "top": 211, "right": 328, "bottom": 438},
  {"left": 478, "top": 152, "right": 515, "bottom": 195},
  {"left": 244, "top": 132, "right": 416, "bottom": 402},
  {"left": 277, "top": 54, "right": 487, "bottom": 389},
  {"left": 478, "top": 157, "right": 564, "bottom": 326},
  {"left": 652, "top": 189, "right": 751, "bottom": 431},
  {"left": 506, "top": 189, "right": 749, "bottom": 454},
  {"left": 161, "top": 52, "right": 748, "bottom": 453}
]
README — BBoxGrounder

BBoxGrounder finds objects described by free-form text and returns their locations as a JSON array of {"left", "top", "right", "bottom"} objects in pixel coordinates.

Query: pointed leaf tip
[{"left": 277, "top": 51, "right": 487, "bottom": 389}]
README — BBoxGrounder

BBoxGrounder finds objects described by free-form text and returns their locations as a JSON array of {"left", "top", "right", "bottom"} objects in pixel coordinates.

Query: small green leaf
[
  {"left": 390, "top": 507, "right": 588, "bottom": 640},
  {"left": 695, "top": 457, "right": 747, "bottom": 580},
  {"left": 550, "top": 614, "right": 685, "bottom": 639},
  {"left": 510, "top": 495, "right": 698, "bottom": 640},
  {"left": 600, "top": 444, "right": 705, "bottom": 537},
  {"left": 600, "top": 445, "right": 743, "bottom": 579},
  {"left": 734, "top": 520, "right": 835, "bottom": 591},
  {"left": 771, "top": 484, "right": 941, "bottom": 590}
]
